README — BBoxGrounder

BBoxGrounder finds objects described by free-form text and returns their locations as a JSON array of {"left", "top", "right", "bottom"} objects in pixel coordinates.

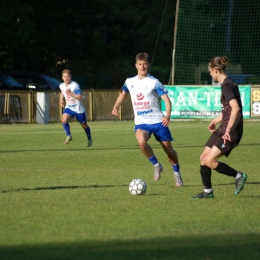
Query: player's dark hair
[
  {"left": 136, "top": 53, "right": 149, "bottom": 62},
  {"left": 208, "top": 56, "right": 228, "bottom": 71}
]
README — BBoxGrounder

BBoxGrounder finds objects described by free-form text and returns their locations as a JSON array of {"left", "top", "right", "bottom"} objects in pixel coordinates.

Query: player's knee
[
  {"left": 204, "top": 159, "right": 215, "bottom": 169},
  {"left": 166, "top": 148, "right": 177, "bottom": 158},
  {"left": 62, "top": 114, "right": 70, "bottom": 124},
  {"left": 137, "top": 139, "right": 147, "bottom": 148},
  {"left": 80, "top": 123, "right": 87, "bottom": 129},
  {"left": 200, "top": 154, "right": 207, "bottom": 165}
]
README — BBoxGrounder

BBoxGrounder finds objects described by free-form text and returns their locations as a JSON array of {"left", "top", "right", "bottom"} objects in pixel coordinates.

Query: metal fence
[
  {"left": 1, "top": 86, "right": 259, "bottom": 124},
  {"left": 173, "top": 0, "right": 260, "bottom": 85},
  {"left": 0, "top": 90, "right": 134, "bottom": 123}
]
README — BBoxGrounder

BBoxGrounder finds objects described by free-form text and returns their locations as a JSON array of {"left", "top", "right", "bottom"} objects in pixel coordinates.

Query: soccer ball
[{"left": 129, "top": 178, "right": 147, "bottom": 195}]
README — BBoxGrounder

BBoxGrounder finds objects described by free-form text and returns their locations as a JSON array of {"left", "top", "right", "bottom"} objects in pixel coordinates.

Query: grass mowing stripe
[{"left": 0, "top": 121, "right": 259, "bottom": 260}]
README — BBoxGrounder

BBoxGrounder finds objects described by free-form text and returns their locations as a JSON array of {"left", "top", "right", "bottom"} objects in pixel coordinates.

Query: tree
[
  {"left": 0, "top": 0, "right": 177, "bottom": 87},
  {"left": 0, "top": 0, "right": 36, "bottom": 70}
]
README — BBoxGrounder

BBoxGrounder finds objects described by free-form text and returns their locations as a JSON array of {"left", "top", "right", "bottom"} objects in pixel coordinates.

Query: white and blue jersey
[
  {"left": 60, "top": 80, "right": 86, "bottom": 114},
  {"left": 122, "top": 74, "right": 168, "bottom": 125}
]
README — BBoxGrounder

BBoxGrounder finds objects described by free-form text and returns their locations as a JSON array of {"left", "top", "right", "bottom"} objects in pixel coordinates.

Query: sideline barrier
[
  {"left": 0, "top": 86, "right": 259, "bottom": 123},
  {"left": 162, "top": 85, "right": 251, "bottom": 119},
  {"left": 251, "top": 87, "right": 260, "bottom": 117}
]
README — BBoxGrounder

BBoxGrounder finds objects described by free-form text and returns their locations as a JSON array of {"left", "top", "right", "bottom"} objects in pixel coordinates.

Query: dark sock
[
  {"left": 148, "top": 155, "right": 158, "bottom": 165},
  {"left": 85, "top": 126, "right": 91, "bottom": 140},
  {"left": 63, "top": 123, "right": 71, "bottom": 136},
  {"left": 172, "top": 163, "right": 179, "bottom": 172},
  {"left": 214, "top": 162, "right": 237, "bottom": 177},
  {"left": 200, "top": 165, "right": 212, "bottom": 189}
]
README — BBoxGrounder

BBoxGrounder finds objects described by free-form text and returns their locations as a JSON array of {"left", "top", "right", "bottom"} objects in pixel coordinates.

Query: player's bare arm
[
  {"left": 112, "top": 91, "right": 128, "bottom": 116},
  {"left": 60, "top": 92, "right": 65, "bottom": 107},
  {"left": 160, "top": 94, "right": 171, "bottom": 126},
  {"left": 222, "top": 99, "right": 241, "bottom": 142},
  {"left": 207, "top": 114, "right": 223, "bottom": 132}
]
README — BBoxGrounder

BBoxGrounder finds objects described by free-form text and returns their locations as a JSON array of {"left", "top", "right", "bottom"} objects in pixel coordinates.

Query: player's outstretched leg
[
  {"left": 174, "top": 172, "right": 184, "bottom": 187},
  {"left": 191, "top": 190, "right": 214, "bottom": 199},
  {"left": 85, "top": 126, "right": 92, "bottom": 147},
  {"left": 172, "top": 163, "right": 183, "bottom": 187},
  {"left": 87, "top": 139, "right": 92, "bottom": 147},
  {"left": 160, "top": 141, "right": 183, "bottom": 186},
  {"left": 62, "top": 121, "right": 72, "bottom": 144},
  {"left": 80, "top": 123, "right": 92, "bottom": 147},
  {"left": 154, "top": 163, "right": 163, "bottom": 181},
  {"left": 62, "top": 122, "right": 72, "bottom": 144},
  {"left": 64, "top": 135, "right": 72, "bottom": 144},
  {"left": 235, "top": 172, "right": 247, "bottom": 194}
]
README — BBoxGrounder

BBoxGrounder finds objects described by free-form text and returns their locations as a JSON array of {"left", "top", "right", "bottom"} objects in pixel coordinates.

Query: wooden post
[
  {"left": 171, "top": 0, "right": 180, "bottom": 85},
  {"left": 88, "top": 90, "right": 93, "bottom": 121}
]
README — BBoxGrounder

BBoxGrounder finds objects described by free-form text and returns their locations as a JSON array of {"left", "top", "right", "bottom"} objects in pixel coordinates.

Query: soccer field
[{"left": 0, "top": 121, "right": 259, "bottom": 260}]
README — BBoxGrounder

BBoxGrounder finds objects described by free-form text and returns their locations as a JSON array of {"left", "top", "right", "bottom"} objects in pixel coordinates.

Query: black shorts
[{"left": 205, "top": 130, "right": 243, "bottom": 157}]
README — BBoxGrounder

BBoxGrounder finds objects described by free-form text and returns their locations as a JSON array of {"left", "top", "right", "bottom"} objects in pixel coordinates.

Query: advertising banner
[
  {"left": 162, "top": 86, "right": 251, "bottom": 119},
  {"left": 251, "top": 87, "right": 260, "bottom": 117}
]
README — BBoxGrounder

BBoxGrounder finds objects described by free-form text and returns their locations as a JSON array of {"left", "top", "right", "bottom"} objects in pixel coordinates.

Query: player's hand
[
  {"left": 207, "top": 121, "right": 216, "bottom": 132},
  {"left": 65, "top": 88, "right": 71, "bottom": 94},
  {"left": 65, "top": 88, "right": 72, "bottom": 98},
  {"left": 60, "top": 101, "right": 65, "bottom": 107},
  {"left": 112, "top": 107, "right": 120, "bottom": 116},
  {"left": 162, "top": 116, "right": 170, "bottom": 126},
  {"left": 222, "top": 131, "right": 231, "bottom": 144}
]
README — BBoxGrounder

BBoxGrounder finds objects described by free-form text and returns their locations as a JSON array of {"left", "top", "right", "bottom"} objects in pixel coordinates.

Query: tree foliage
[
  {"left": 0, "top": 0, "right": 176, "bottom": 87},
  {"left": 0, "top": 0, "right": 36, "bottom": 70},
  {"left": 0, "top": 0, "right": 259, "bottom": 87}
]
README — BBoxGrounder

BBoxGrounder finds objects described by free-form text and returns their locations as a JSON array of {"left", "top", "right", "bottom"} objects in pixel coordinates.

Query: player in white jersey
[
  {"left": 59, "top": 69, "right": 92, "bottom": 147},
  {"left": 112, "top": 53, "right": 183, "bottom": 186}
]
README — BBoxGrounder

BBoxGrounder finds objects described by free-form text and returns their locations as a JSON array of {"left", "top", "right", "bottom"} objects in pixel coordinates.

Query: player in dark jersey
[{"left": 191, "top": 56, "right": 247, "bottom": 199}]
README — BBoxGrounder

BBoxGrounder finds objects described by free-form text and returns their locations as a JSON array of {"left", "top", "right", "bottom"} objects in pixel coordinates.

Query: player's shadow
[
  {"left": 1, "top": 142, "right": 259, "bottom": 154},
  {"left": 0, "top": 184, "right": 114, "bottom": 193},
  {"left": 166, "top": 181, "right": 260, "bottom": 189},
  {"left": 214, "top": 181, "right": 260, "bottom": 186},
  {"left": 1, "top": 233, "right": 259, "bottom": 260}
]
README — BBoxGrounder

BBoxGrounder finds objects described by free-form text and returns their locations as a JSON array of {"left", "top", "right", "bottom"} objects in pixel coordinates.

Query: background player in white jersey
[
  {"left": 59, "top": 69, "right": 92, "bottom": 147},
  {"left": 112, "top": 53, "right": 183, "bottom": 187}
]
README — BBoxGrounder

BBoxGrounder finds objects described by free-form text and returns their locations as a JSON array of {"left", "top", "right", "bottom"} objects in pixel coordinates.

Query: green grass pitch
[{"left": 0, "top": 120, "right": 259, "bottom": 260}]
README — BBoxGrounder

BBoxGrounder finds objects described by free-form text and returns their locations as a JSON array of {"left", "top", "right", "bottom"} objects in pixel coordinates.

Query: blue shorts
[
  {"left": 63, "top": 108, "right": 87, "bottom": 124},
  {"left": 134, "top": 122, "right": 173, "bottom": 142}
]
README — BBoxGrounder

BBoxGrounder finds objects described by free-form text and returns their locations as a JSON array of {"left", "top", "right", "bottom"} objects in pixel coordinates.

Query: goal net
[{"left": 172, "top": 0, "right": 260, "bottom": 85}]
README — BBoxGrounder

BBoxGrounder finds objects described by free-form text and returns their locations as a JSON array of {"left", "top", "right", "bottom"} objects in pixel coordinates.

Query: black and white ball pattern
[{"left": 129, "top": 179, "right": 147, "bottom": 195}]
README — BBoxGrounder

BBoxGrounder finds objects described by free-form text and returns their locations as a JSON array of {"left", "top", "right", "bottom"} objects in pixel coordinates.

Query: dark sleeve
[{"left": 222, "top": 82, "right": 237, "bottom": 103}]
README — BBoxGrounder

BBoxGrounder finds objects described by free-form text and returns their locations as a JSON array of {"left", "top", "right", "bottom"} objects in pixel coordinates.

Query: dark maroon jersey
[{"left": 217, "top": 77, "right": 243, "bottom": 135}]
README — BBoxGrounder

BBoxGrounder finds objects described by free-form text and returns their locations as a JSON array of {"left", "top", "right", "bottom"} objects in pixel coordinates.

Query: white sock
[
  {"left": 204, "top": 188, "right": 212, "bottom": 193},
  {"left": 154, "top": 163, "right": 160, "bottom": 167},
  {"left": 174, "top": 171, "right": 180, "bottom": 177},
  {"left": 235, "top": 172, "right": 242, "bottom": 179}
]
